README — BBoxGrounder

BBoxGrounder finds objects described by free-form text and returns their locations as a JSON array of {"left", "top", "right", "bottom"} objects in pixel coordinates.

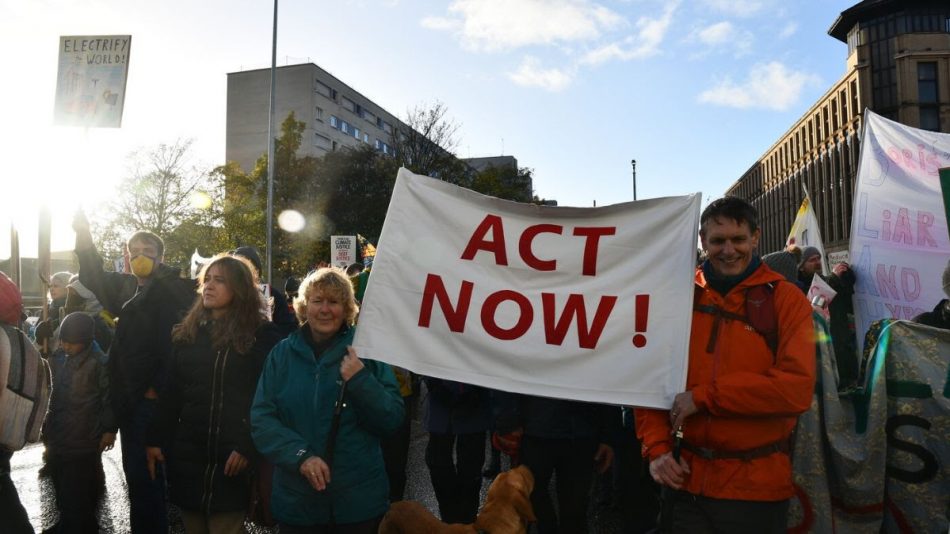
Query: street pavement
[{"left": 10, "top": 394, "right": 628, "bottom": 533}]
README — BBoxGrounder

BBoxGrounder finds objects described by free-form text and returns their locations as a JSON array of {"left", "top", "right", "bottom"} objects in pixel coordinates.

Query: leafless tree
[
  {"left": 113, "top": 138, "right": 209, "bottom": 237},
  {"left": 391, "top": 101, "right": 470, "bottom": 183}
]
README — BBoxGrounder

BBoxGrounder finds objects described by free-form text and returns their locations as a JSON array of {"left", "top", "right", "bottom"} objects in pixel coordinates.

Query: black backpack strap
[{"left": 693, "top": 287, "right": 747, "bottom": 354}]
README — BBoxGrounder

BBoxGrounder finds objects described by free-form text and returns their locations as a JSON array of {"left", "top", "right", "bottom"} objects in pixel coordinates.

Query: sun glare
[{"left": 2, "top": 128, "right": 124, "bottom": 257}]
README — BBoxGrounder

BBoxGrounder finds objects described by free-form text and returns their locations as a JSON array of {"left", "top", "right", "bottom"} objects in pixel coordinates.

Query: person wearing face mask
[{"left": 72, "top": 211, "right": 195, "bottom": 534}]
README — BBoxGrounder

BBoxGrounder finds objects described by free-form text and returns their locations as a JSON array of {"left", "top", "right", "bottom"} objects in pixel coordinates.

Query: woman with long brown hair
[{"left": 145, "top": 254, "right": 282, "bottom": 533}]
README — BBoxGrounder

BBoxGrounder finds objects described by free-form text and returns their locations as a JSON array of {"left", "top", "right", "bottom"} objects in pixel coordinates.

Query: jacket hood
[{"left": 154, "top": 262, "right": 184, "bottom": 281}]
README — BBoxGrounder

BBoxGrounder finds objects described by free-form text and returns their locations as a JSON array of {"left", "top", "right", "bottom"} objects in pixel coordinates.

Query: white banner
[
  {"left": 54, "top": 35, "right": 131, "bottom": 128},
  {"left": 330, "top": 235, "right": 356, "bottom": 269},
  {"left": 849, "top": 111, "right": 950, "bottom": 353},
  {"left": 353, "top": 168, "right": 700, "bottom": 407},
  {"left": 787, "top": 189, "right": 830, "bottom": 276}
]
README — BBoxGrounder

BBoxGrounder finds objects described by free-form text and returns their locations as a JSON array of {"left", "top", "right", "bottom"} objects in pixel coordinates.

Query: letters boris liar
[
  {"left": 849, "top": 111, "right": 950, "bottom": 353},
  {"left": 353, "top": 168, "right": 700, "bottom": 407}
]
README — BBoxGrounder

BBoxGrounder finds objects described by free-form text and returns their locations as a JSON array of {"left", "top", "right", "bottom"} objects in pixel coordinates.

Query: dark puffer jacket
[
  {"left": 108, "top": 264, "right": 195, "bottom": 424},
  {"left": 43, "top": 343, "right": 116, "bottom": 457},
  {"left": 149, "top": 322, "right": 282, "bottom": 514},
  {"left": 423, "top": 377, "right": 492, "bottom": 435}
]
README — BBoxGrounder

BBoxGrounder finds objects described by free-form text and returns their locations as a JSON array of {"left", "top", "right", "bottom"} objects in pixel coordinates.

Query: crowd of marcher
[{"left": 0, "top": 197, "right": 948, "bottom": 534}]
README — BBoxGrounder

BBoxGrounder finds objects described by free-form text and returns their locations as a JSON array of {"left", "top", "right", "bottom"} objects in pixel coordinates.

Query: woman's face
[
  {"left": 202, "top": 265, "right": 235, "bottom": 317},
  {"left": 49, "top": 280, "right": 68, "bottom": 301},
  {"left": 306, "top": 288, "right": 345, "bottom": 341}
]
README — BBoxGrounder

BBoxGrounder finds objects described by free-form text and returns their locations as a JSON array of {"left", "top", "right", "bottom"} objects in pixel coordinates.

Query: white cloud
[
  {"left": 702, "top": 0, "right": 763, "bottom": 18},
  {"left": 580, "top": 1, "right": 677, "bottom": 65},
  {"left": 688, "top": 20, "right": 753, "bottom": 56},
  {"left": 508, "top": 56, "right": 574, "bottom": 91},
  {"left": 697, "top": 21, "right": 733, "bottom": 44},
  {"left": 779, "top": 21, "right": 798, "bottom": 38},
  {"left": 698, "top": 61, "right": 820, "bottom": 111},
  {"left": 423, "top": 0, "right": 626, "bottom": 52}
]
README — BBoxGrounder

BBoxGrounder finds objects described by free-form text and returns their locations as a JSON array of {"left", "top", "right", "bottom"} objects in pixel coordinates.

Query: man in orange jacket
[{"left": 636, "top": 196, "right": 814, "bottom": 532}]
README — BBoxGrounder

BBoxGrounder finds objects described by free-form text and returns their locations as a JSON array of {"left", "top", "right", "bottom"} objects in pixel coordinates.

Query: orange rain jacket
[{"left": 636, "top": 263, "right": 815, "bottom": 502}]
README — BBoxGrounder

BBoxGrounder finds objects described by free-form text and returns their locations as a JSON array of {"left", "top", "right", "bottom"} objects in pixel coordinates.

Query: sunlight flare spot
[
  {"left": 190, "top": 191, "right": 212, "bottom": 210},
  {"left": 278, "top": 210, "right": 306, "bottom": 233}
]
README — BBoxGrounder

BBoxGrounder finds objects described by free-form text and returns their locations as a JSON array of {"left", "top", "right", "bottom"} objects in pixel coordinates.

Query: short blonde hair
[{"left": 293, "top": 267, "right": 359, "bottom": 326}]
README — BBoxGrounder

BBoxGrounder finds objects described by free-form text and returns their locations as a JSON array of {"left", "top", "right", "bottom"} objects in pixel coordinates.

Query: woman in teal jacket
[{"left": 251, "top": 268, "right": 404, "bottom": 533}]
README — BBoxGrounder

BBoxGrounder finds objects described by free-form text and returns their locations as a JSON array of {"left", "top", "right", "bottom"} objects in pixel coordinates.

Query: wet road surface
[{"left": 10, "top": 395, "right": 630, "bottom": 533}]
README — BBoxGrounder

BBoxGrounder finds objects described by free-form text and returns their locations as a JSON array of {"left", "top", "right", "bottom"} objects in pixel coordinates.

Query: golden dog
[
  {"left": 378, "top": 465, "right": 536, "bottom": 534},
  {"left": 473, "top": 465, "right": 536, "bottom": 533}
]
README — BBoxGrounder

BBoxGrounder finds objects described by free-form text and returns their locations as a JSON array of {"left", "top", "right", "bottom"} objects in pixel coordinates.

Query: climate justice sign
[
  {"left": 353, "top": 168, "right": 700, "bottom": 407},
  {"left": 849, "top": 111, "right": 950, "bottom": 353}
]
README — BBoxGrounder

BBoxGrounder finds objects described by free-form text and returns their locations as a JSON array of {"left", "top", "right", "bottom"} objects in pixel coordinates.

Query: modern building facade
[
  {"left": 726, "top": 0, "right": 950, "bottom": 257},
  {"left": 226, "top": 63, "right": 415, "bottom": 173},
  {"left": 226, "top": 62, "right": 535, "bottom": 202}
]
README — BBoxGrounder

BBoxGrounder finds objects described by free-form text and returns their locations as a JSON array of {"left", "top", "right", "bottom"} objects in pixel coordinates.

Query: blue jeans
[{"left": 120, "top": 398, "right": 167, "bottom": 534}]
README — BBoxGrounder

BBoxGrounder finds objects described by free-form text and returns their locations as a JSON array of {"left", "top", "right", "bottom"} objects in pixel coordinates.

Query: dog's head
[{"left": 473, "top": 465, "right": 537, "bottom": 534}]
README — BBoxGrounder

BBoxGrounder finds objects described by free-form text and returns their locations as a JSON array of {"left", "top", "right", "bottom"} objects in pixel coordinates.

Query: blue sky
[{"left": 0, "top": 0, "right": 857, "bottom": 253}]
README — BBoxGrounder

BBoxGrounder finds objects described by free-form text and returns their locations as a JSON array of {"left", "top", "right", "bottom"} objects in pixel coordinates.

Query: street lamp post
[
  {"left": 631, "top": 159, "right": 637, "bottom": 201},
  {"left": 265, "top": 0, "right": 278, "bottom": 285}
]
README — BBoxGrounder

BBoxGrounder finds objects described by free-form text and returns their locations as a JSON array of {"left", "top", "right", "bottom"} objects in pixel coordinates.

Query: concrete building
[
  {"left": 726, "top": 0, "right": 950, "bottom": 257},
  {"left": 226, "top": 63, "right": 415, "bottom": 173}
]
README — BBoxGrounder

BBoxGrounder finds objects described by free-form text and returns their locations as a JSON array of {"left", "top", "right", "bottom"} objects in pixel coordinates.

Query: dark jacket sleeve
[
  {"left": 232, "top": 323, "right": 283, "bottom": 459},
  {"left": 74, "top": 243, "right": 136, "bottom": 318},
  {"left": 491, "top": 390, "right": 522, "bottom": 434},
  {"left": 269, "top": 288, "right": 298, "bottom": 338},
  {"left": 150, "top": 277, "right": 196, "bottom": 396},
  {"left": 147, "top": 346, "right": 182, "bottom": 448},
  {"left": 97, "top": 352, "right": 117, "bottom": 434}
]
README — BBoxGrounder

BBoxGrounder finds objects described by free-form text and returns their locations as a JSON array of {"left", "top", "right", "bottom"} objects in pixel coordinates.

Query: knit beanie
[
  {"left": 943, "top": 258, "right": 950, "bottom": 298},
  {"left": 51, "top": 271, "right": 73, "bottom": 288},
  {"left": 799, "top": 247, "right": 821, "bottom": 269},
  {"left": 59, "top": 312, "right": 95, "bottom": 345},
  {"left": 232, "top": 246, "right": 263, "bottom": 275},
  {"left": 762, "top": 251, "right": 798, "bottom": 283}
]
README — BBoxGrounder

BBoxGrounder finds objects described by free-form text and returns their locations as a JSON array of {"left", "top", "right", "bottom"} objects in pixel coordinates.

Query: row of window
[
  {"left": 319, "top": 114, "right": 396, "bottom": 155},
  {"left": 314, "top": 79, "right": 395, "bottom": 134},
  {"left": 758, "top": 75, "right": 861, "bottom": 188}
]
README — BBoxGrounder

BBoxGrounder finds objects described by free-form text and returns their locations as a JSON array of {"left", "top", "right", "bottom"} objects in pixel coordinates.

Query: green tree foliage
[
  {"left": 470, "top": 165, "right": 535, "bottom": 202},
  {"left": 312, "top": 145, "right": 399, "bottom": 245},
  {"left": 216, "top": 112, "right": 323, "bottom": 279}
]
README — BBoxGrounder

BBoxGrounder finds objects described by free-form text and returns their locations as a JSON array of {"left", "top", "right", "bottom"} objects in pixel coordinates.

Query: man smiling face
[{"left": 701, "top": 215, "right": 760, "bottom": 278}]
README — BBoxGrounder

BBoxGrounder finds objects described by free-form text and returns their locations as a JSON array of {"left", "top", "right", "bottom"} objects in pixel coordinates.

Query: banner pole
[{"left": 940, "top": 167, "right": 950, "bottom": 243}]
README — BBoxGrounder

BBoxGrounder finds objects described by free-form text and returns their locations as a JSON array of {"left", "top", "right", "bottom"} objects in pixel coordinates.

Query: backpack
[
  {"left": 694, "top": 283, "right": 779, "bottom": 358},
  {"left": 0, "top": 323, "right": 52, "bottom": 451}
]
